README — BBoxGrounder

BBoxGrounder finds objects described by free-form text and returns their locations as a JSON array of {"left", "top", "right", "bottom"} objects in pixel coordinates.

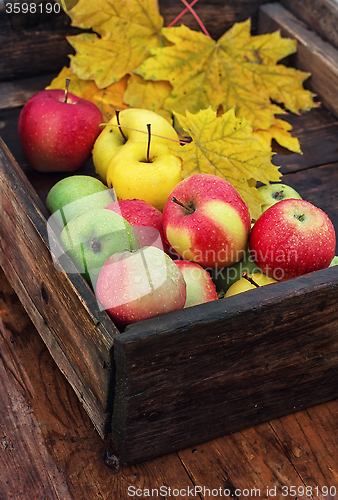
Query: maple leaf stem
[
  {"left": 242, "top": 272, "right": 260, "bottom": 288},
  {"left": 64, "top": 78, "right": 70, "bottom": 103},
  {"left": 115, "top": 110, "right": 128, "bottom": 142}
]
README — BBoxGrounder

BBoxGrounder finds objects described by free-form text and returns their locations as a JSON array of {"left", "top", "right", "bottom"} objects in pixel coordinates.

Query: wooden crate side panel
[
  {"left": 112, "top": 268, "right": 338, "bottom": 464},
  {"left": 0, "top": 139, "right": 116, "bottom": 437},
  {"left": 280, "top": 0, "right": 338, "bottom": 50},
  {"left": 0, "top": 257, "right": 110, "bottom": 436},
  {"left": 258, "top": 3, "right": 338, "bottom": 119}
]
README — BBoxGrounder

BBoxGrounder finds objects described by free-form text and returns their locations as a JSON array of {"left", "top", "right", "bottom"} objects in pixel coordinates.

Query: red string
[
  {"left": 167, "top": 0, "right": 211, "bottom": 38},
  {"left": 167, "top": 0, "right": 199, "bottom": 27}
]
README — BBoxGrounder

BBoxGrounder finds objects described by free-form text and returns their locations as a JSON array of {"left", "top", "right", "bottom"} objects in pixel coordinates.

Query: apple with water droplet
[
  {"left": 105, "top": 198, "right": 168, "bottom": 251},
  {"left": 106, "top": 140, "right": 182, "bottom": 211},
  {"left": 18, "top": 85, "right": 103, "bottom": 172},
  {"left": 162, "top": 174, "right": 251, "bottom": 268},
  {"left": 249, "top": 198, "right": 336, "bottom": 280},
  {"left": 175, "top": 260, "right": 218, "bottom": 307},
  {"left": 95, "top": 246, "right": 186, "bottom": 328}
]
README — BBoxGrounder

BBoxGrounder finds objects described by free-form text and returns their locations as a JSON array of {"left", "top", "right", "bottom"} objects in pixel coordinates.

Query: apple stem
[
  {"left": 171, "top": 196, "right": 195, "bottom": 214},
  {"left": 64, "top": 78, "right": 71, "bottom": 103},
  {"left": 146, "top": 123, "right": 151, "bottom": 163},
  {"left": 242, "top": 272, "right": 260, "bottom": 288},
  {"left": 115, "top": 110, "right": 127, "bottom": 142}
]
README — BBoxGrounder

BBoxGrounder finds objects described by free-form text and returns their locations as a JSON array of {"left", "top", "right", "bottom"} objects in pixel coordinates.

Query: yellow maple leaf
[
  {"left": 65, "top": 0, "right": 164, "bottom": 88},
  {"left": 253, "top": 118, "right": 302, "bottom": 154},
  {"left": 47, "top": 66, "right": 129, "bottom": 121},
  {"left": 172, "top": 107, "right": 281, "bottom": 220},
  {"left": 136, "top": 20, "right": 315, "bottom": 131},
  {"left": 123, "top": 74, "right": 172, "bottom": 122}
]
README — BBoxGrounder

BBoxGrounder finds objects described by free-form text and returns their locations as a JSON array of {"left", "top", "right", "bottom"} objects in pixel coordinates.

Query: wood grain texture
[
  {"left": 2, "top": 0, "right": 338, "bottom": 467},
  {"left": 280, "top": 0, "right": 338, "bottom": 50},
  {"left": 258, "top": 3, "right": 338, "bottom": 119},
  {"left": 0, "top": 137, "right": 116, "bottom": 438},
  {"left": 0, "top": 2, "right": 78, "bottom": 81},
  {"left": 158, "top": 0, "right": 270, "bottom": 38},
  {"left": 273, "top": 107, "right": 338, "bottom": 174},
  {"left": 0, "top": 314, "right": 72, "bottom": 500},
  {"left": 0, "top": 73, "right": 58, "bottom": 110},
  {"left": 2, "top": 266, "right": 338, "bottom": 498},
  {"left": 113, "top": 265, "right": 338, "bottom": 463}
]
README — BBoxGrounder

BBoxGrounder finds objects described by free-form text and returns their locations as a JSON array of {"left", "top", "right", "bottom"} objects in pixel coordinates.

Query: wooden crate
[{"left": 1, "top": 0, "right": 338, "bottom": 465}]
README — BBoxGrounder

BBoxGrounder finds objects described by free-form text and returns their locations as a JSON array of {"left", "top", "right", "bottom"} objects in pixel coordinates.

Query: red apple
[
  {"left": 175, "top": 260, "right": 218, "bottom": 307},
  {"left": 249, "top": 198, "right": 336, "bottom": 280},
  {"left": 95, "top": 246, "right": 186, "bottom": 329},
  {"left": 105, "top": 199, "right": 168, "bottom": 251},
  {"left": 162, "top": 174, "right": 251, "bottom": 268},
  {"left": 18, "top": 88, "right": 103, "bottom": 172}
]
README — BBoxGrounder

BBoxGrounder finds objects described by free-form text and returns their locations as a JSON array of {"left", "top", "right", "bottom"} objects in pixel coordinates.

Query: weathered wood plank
[
  {"left": 0, "top": 1, "right": 78, "bottom": 82},
  {"left": 0, "top": 317, "right": 73, "bottom": 500},
  {"left": 0, "top": 268, "right": 199, "bottom": 499},
  {"left": 112, "top": 264, "right": 338, "bottom": 464},
  {"left": 0, "top": 137, "right": 116, "bottom": 438},
  {"left": 178, "top": 425, "right": 307, "bottom": 500},
  {"left": 258, "top": 3, "right": 338, "bottom": 119},
  {"left": 3, "top": 264, "right": 338, "bottom": 498},
  {"left": 269, "top": 406, "right": 338, "bottom": 495},
  {"left": 177, "top": 400, "right": 338, "bottom": 500},
  {"left": 274, "top": 108, "right": 338, "bottom": 174},
  {"left": 0, "top": 73, "right": 58, "bottom": 110},
  {"left": 280, "top": 0, "right": 338, "bottom": 50}
]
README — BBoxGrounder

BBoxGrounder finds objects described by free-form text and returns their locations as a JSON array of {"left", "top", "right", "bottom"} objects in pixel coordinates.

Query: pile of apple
[{"left": 18, "top": 87, "right": 337, "bottom": 330}]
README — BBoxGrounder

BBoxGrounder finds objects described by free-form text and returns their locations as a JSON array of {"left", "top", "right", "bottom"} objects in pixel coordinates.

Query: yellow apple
[
  {"left": 258, "top": 182, "right": 302, "bottom": 213},
  {"left": 106, "top": 141, "right": 183, "bottom": 211},
  {"left": 92, "top": 108, "right": 180, "bottom": 182},
  {"left": 225, "top": 272, "right": 277, "bottom": 297},
  {"left": 92, "top": 126, "right": 123, "bottom": 181}
]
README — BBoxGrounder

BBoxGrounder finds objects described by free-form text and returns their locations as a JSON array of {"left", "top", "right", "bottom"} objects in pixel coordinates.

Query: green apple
[
  {"left": 225, "top": 272, "right": 277, "bottom": 297},
  {"left": 211, "top": 249, "right": 260, "bottom": 293},
  {"left": 92, "top": 108, "right": 180, "bottom": 182},
  {"left": 59, "top": 208, "right": 140, "bottom": 288},
  {"left": 46, "top": 175, "right": 114, "bottom": 228},
  {"left": 258, "top": 182, "right": 302, "bottom": 213},
  {"left": 106, "top": 141, "right": 182, "bottom": 211}
]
